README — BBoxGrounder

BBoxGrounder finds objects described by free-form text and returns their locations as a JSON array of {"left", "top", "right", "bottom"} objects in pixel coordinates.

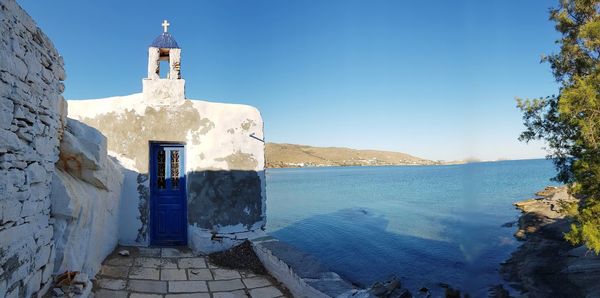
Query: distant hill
[{"left": 265, "top": 143, "right": 441, "bottom": 168}]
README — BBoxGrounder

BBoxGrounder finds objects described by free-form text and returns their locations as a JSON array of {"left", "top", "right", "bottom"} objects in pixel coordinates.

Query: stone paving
[{"left": 93, "top": 246, "right": 290, "bottom": 298}]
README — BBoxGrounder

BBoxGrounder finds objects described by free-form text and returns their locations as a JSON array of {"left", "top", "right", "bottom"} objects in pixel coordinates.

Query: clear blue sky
[{"left": 18, "top": 0, "right": 559, "bottom": 161}]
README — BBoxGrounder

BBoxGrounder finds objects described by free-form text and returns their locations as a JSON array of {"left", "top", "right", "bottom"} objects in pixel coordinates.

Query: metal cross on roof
[{"left": 162, "top": 20, "right": 170, "bottom": 33}]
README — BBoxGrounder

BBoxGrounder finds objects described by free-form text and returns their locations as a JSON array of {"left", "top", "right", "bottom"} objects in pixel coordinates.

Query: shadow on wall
[
  {"left": 116, "top": 163, "right": 150, "bottom": 247},
  {"left": 187, "top": 170, "right": 266, "bottom": 231},
  {"left": 116, "top": 168, "right": 266, "bottom": 246}
]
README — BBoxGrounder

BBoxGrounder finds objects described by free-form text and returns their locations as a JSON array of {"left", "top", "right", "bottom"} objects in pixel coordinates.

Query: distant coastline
[{"left": 265, "top": 143, "right": 532, "bottom": 169}]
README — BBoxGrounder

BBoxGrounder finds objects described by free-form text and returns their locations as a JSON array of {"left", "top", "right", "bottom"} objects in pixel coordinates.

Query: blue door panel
[{"left": 150, "top": 143, "right": 187, "bottom": 246}]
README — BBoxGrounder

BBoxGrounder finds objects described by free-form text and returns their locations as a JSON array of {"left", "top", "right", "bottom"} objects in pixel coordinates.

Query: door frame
[{"left": 149, "top": 141, "right": 188, "bottom": 246}]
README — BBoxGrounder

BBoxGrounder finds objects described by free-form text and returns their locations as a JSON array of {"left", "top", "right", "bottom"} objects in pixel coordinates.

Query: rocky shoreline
[{"left": 502, "top": 186, "right": 600, "bottom": 297}]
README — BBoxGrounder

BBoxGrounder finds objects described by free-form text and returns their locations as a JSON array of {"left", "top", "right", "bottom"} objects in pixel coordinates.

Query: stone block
[
  {"left": 0, "top": 97, "right": 14, "bottom": 129},
  {"left": 242, "top": 277, "right": 272, "bottom": 289},
  {"left": 127, "top": 279, "right": 167, "bottom": 293},
  {"left": 7, "top": 169, "right": 26, "bottom": 189},
  {"left": 94, "top": 289, "right": 128, "bottom": 298},
  {"left": 212, "top": 291, "right": 249, "bottom": 298},
  {"left": 5, "top": 285, "right": 19, "bottom": 298},
  {"left": 138, "top": 247, "right": 161, "bottom": 257},
  {"left": 1, "top": 200, "right": 22, "bottom": 222},
  {"left": 20, "top": 200, "right": 37, "bottom": 217},
  {"left": 212, "top": 269, "right": 242, "bottom": 280},
  {"left": 162, "top": 247, "right": 194, "bottom": 258},
  {"left": 134, "top": 257, "right": 177, "bottom": 268},
  {"left": 168, "top": 281, "right": 208, "bottom": 293},
  {"left": 0, "top": 279, "right": 6, "bottom": 298},
  {"left": 178, "top": 257, "right": 206, "bottom": 269},
  {"left": 165, "top": 294, "right": 211, "bottom": 298},
  {"left": 161, "top": 269, "right": 187, "bottom": 281},
  {"left": 25, "top": 162, "right": 46, "bottom": 184},
  {"left": 106, "top": 257, "right": 134, "bottom": 267},
  {"left": 0, "top": 130, "right": 22, "bottom": 152},
  {"left": 130, "top": 293, "right": 162, "bottom": 298},
  {"left": 129, "top": 267, "right": 160, "bottom": 280},
  {"left": 0, "top": 222, "right": 33, "bottom": 248},
  {"left": 34, "top": 244, "right": 51, "bottom": 270},
  {"left": 34, "top": 225, "right": 53, "bottom": 246},
  {"left": 41, "top": 263, "right": 53, "bottom": 282},
  {"left": 100, "top": 265, "right": 129, "bottom": 278},
  {"left": 207, "top": 279, "right": 245, "bottom": 292},
  {"left": 25, "top": 268, "right": 42, "bottom": 296},
  {"left": 187, "top": 269, "right": 213, "bottom": 281},
  {"left": 248, "top": 286, "right": 283, "bottom": 298},
  {"left": 96, "top": 278, "right": 127, "bottom": 290}
]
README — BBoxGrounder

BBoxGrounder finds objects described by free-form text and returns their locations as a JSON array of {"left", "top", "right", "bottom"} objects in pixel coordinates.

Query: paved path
[{"left": 93, "top": 246, "right": 289, "bottom": 298}]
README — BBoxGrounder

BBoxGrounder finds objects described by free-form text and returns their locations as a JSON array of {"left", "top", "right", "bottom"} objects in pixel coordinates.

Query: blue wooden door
[{"left": 150, "top": 143, "right": 187, "bottom": 246}]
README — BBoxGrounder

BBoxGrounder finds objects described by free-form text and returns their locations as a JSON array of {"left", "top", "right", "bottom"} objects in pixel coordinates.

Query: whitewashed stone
[
  {"left": 25, "top": 269, "right": 42, "bottom": 297},
  {"left": 35, "top": 244, "right": 51, "bottom": 269},
  {"left": 0, "top": 130, "right": 22, "bottom": 151},
  {"left": 1, "top": 200, "right": 22, "bottom": 222},
  {"left": 25, "top": 162, "right": 45, "bottom": 183}
]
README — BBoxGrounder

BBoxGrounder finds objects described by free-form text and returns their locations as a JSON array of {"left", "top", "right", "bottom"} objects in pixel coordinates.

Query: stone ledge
[{"left": 252, "top": 237, "right": 355, "bottom": 298}]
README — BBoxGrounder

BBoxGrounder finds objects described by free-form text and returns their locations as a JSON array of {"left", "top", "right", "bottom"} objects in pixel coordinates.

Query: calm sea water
[{"left": 265, "top": 159, "right": 559, "bottom": 297}]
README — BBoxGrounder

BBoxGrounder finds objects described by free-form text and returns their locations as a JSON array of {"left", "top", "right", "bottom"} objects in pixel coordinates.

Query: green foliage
[
  {"left": 517, "top": 0, "right": 600, "bottom": 253},
  {"left": 559, "top": 199, "right": 580, "bottom": 216}
]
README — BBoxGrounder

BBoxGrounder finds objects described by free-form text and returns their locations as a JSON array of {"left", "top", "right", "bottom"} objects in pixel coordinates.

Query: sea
[{"left": 264, "top": 159, "right": 559, "bottom": 297}]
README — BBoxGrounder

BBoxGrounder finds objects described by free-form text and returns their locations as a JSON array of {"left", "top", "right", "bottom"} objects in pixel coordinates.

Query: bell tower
[{"left": 143, "top": 20, "right": 185, "bottom": 103}]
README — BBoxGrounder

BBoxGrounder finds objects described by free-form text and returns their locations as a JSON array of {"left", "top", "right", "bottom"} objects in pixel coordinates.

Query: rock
[
  {"left": 502, "top": 186, "right": 590, "bottom": 297},
  {"left": 488, "top": 285, "right": 510, "bottom": 298},
  {"left": 444, "top": 287, "right": 461, "bottom": 298},
  {"left": 118, "top": 249, "right": 129, "bottom": 256},
  {"left": 51, "top": 119, "right": 124, "bottom": 277},
  {"left": 52, "top": 287, "right": 64, "bottom": 297},
  {"left": 73, "top": 272, "right": 88, "bottom": 284},
  {"left": 57, "top": 118, "right": 111, "bottom": 189},
  {"left": 368, "top": 277, "right": 412, "bottom": 298},
  {"left": 73, "top": 284, "right": 84, "bottom": 294}
]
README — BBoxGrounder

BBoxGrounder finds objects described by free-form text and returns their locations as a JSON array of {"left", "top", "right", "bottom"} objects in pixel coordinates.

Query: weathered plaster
[
  {"left": 67, "top": 92, "right": 266, "bottom": 253},
  {"left": 214, "top": 151, "right": 258, "bottom": 171},
  {"left": 79, "top": 100, "right": 214, "bottom": 172}
]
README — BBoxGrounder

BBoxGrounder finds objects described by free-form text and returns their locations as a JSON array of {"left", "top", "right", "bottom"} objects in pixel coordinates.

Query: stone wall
[{"left": 0, "top": 0, "right": 67, "bottom": 296}]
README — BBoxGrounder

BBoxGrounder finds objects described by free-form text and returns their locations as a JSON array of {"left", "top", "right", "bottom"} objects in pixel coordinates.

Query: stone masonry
[{"left": 0, "top": 0, "right": 67, "bottom": 297}]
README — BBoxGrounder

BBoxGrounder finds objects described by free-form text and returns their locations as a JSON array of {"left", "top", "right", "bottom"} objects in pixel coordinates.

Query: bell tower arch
[{"left": 143, "top": 20, "right": 185, "bottom": 103}]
